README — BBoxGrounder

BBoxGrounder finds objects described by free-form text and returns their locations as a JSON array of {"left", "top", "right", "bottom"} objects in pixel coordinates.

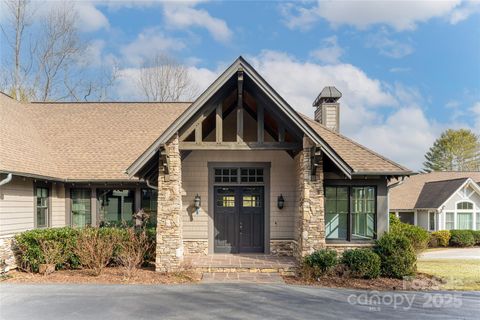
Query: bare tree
[
  {"left": 32, "top": 2, "right": 84, "bottom": 101},
  {"left": 1, "top": 0, "right": 35, "bottom": 100},
  {"left": 1, "top": 0, "right": 119, "bottom": 102},
  {"left": 138, "top": 54, "right": 198, "bottom": 102}
]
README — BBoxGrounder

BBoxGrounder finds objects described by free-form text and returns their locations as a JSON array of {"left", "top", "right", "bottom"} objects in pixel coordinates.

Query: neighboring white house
[{"left": 390, "top": 172, "right": 480, "bottom": 232}]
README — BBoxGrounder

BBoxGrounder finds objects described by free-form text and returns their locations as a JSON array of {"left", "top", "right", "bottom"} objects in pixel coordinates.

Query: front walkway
[
  {"left": 184, "top": 254, "right": 297, "bottom": 277},
  {"left": 418, "top": 248, "right": 480, "bottom": 260}
]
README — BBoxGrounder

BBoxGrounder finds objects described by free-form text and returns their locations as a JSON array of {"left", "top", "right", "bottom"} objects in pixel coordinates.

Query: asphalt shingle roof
[
  {"left": 390, "top": 172, "right": 480, "bottom": 210},
  {"left": 1, "top": 92, "right": 411, "bottom": 181}
]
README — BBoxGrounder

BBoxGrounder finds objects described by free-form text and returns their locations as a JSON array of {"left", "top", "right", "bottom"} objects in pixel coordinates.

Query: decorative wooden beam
[
  {"left": 236, "top": 68, "right": 244, "bottom": 143},
  {"left": 195, "top": 123, "right": 202, "bottom": 144},
  {"left": 216, "top": 102, "right": 223, "bottom": 143},
  {"left": 278, "top": 124, "right": 285, "bottom": 142},
  {"left": 179, "top": 141, "right": 301, "bottom": 150},
  {"left": 257, "top": 104, "right": 264, "bottom": 143}
]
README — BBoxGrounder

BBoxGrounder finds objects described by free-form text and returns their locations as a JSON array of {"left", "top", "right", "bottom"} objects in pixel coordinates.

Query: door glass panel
[
  {"left": 216, "top": 188, "right": 235, "bottom": 207},
  {"left": 241, "top": 187, "right": 263, "bottom": 207}
]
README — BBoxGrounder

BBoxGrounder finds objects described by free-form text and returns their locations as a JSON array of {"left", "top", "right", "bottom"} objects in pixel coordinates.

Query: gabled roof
[
  {"left": 0, "top": 92, "right": 189, "bottom": 180},
  {"left": 1, "top": 56, "right": 412, "bottom": 181},
  {"left": 127, "top": 56, "right": 411, "bottom": 178},
  {"left": 390, "top": 172, "right": 480, "bottom": 210},
  {"left": 414, "top": 178, "right": 469, "bottom": 209}
]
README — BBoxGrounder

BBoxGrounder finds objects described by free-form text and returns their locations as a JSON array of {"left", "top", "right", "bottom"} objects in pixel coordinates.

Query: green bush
[
  {"left": 375, "top": 232, "right": 416, "bottom": 279},
  {"left": 430, "top": 230, "right": 451, "bottom": 247},
  {"left": 303, "top": 249, "right": 338, "bottom": 278},
  {"left": 14, "top": 227, "right": 80, "bottom": 272},
  {"left": 471, "top": 230, "right": 480, "bottom": 246},
  {"left": 449, "top": 230, "right": 475, "bottom": 247},
  {"left": 390, "top": 214, "right": 430, "bottom": 252},
  {"left": 342, "top": 249, "right": 381, "bottom": 279}
]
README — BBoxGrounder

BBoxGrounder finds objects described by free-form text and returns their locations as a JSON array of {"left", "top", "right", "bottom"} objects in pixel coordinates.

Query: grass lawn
[{"left": 417, "top": 259, "right": 480, "bottom": 290}]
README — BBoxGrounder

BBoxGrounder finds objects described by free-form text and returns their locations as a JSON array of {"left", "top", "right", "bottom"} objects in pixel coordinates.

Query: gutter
[
  {"left": 145, "top": 179, "right": 158, "bottom": 191},
  {"left": 0, "top": 173, "right": 13, "bottom": 186}
]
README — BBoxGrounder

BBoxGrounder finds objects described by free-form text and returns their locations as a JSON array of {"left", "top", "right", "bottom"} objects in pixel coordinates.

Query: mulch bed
[
  {"left": 1, "top": 267, "right": 201, "bottom": 285},
  {"left": 283, "top": 273, "right": 446, "bottom": 291}
]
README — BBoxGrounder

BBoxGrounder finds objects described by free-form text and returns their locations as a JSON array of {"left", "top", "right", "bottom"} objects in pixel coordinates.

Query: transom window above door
[{"left": 214, "top": 168, "right": 264, "bottom": 183}]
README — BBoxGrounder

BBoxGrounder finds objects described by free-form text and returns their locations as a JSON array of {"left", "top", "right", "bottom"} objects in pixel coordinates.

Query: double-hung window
[
  {"left": 325, "top": 186, "right": 376, "bottom": 241},
  {"left": 445, "top": 212, "right": 454, "bottom": 230},
  {"left": 35, "top": 186, "right": 49, "bottom": 228}
]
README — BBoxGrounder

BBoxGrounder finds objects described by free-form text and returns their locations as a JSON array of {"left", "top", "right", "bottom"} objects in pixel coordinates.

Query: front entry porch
[{"left": 185, "top": 253, "right": 297, "bottom": 275}]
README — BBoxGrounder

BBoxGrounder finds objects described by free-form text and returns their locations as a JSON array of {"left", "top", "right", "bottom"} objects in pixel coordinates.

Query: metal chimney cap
[{"left": 313, "top": 86, "right": 342, "bottom": 106}]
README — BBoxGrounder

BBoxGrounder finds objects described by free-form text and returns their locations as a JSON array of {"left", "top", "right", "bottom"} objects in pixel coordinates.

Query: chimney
[{"left": 313, "top": 86, "right": 342, "bottom": 132}]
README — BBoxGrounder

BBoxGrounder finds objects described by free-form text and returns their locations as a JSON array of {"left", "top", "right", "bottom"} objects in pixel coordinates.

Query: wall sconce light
[
  {"left": 194, "top": 194, "right": 201, "bottom": 214},
  {"left": 277, "top": 194, "right": 285, "bottom": 209}
]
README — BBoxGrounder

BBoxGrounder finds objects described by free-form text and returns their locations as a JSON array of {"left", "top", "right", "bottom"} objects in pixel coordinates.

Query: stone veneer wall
[
  {"left": 294, "top": 137, "right": 326, "bottom": 259},
  {"left": 183, "top": 240, "right": 208, "bottom": 255},
  {"left": 0, "top": 236, "right": 16, "bottom": 273},
  {"left": 326, "top": 243, "right": 375, "bottom": 254},
  {"left": 270, "top": 239, "right": 296, "bottom": 256},
  {"left": 155, "top": 135, "right": 184, "bottom": 272}
]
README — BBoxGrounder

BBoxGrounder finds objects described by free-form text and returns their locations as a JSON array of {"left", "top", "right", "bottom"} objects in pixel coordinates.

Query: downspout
[
  {"left": 146, "top": 178, "right": 158, "bottom": 191},
  {"left": 0, "top": 173, "right": 13, "bottom": 186}
]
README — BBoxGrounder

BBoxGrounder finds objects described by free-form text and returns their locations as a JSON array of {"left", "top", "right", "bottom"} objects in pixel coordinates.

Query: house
[
  {"left": 0, "top": 57, "right": 411, "bottom": 272},
  {"left": 389, "top": 172, "right": 480, "bottom": 232}
]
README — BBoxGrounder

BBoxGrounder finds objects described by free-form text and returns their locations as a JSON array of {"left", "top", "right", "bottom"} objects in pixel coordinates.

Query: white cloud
[
  {"left": 75, "top": 1, "right": 110, "bottom": 32},
  {"left": 121, "top": 27, "right": 185, "bottom": 66},
  {"left": 163, "top": 2, "right": 232, "bottom": 43},
  {"left": 471, "top": 102, "right": 480, "bottom": 131},
  {"left": 366, "top": 29, "right": 414, "bottom": 58},
  {"left": 449, "top": 0, "right": 480, "bottom": 24},
  {"left": 114, "top": 50, "right": 476, "bottom": 170},
  {"left": 282, "top": 0, "right": 463, "bottom": 31},
  {"left": 310, "top": 36, "right": 344, "bottom": 64}
]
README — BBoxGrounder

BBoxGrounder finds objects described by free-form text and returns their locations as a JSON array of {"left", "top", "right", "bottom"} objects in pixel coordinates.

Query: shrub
[
  {"left": 14, "top": 227, "right": 80, "bottom": 272},
  {"left": 342, "top": 249, "right": 381, "bottom": 279},
  {"left": 74, "top": 227, "right": 121, "bottom": 276},
  {"left": 449, "top": 230, "right": 475, "bottom": 247},
  {"left": 38, "top": 239, "right": 65, "bottom": 274},
  {"left": 117, "top": 228, "right": 152, "bottom": 278},
  {"left": 303, "top": 249, "right": 337, "bottom": 278},
  {"left": 375, "top": 233, "right": 416, "bottom": 279},
  {"left": 390, "top": 214, "right": 430, "bottom": 252},
  {"left": 430, "top": 230, "right": 451, "bottom": 247},
  {"left": 471, "top": 230, "right": 480, "bottom": 246}
]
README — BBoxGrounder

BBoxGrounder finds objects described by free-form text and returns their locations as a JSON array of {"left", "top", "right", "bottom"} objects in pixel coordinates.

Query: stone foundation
[
  {"left": 270, "top": 239, "right": 296, "bottom": 256},
  {"left": 326, "top": 243, "right": 375, "bottom": 254},
  {"left": 183, "top": 240, "right": 208, "bottom": 255},
  {"left": 0, "top": 236, "right": 16, "bottom": 273}
]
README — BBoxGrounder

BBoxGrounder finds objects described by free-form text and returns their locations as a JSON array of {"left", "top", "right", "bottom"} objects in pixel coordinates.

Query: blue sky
[{"left": 1, "top": 0, "right": 479, "bottom": 171}]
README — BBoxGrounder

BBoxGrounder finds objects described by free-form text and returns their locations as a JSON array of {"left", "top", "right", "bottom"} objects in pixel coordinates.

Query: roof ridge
[
  {"left": 31, "top": 101, "right": 193, "bottom": 104},
  {"left": 424, "top": 177, "right": 469, "bottom": 184},
  {"left": 300, "top": 113, "right": 411, "bottom": 173}
]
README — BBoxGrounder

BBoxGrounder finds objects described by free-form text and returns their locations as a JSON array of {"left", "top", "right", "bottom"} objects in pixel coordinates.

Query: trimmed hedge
[
  {"left": 342, "top": 249, "right": 381, "bottom": 279},
  {"left": 303, "top": 249, "right": 338, "bottom": 277},
  {"left": 390, "top": 214, "right": 430, "bottom": 252},
  {"left": 14, "top": 227, "right": 80, "bottom": 272},
  {"left": 449, "top": 230, "right": 475, "bottom": 247},
  {"left": 429, "top": 230, "right": 451, "bottom": 247},
  {"left": 471, "top": 230, "right": 480, "bottom": 246},
  {"left": 14, "top": 227, "right": 156, "bottom": 273},
  {"left": 375, "top": 232, "right": 417, "bottom": 279}
]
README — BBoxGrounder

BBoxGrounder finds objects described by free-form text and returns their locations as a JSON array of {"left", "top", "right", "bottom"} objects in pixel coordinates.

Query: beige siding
[
  {"left": 0, "top": 177, "right": 68, "bottom": 236},
  {"left": 181, "top": 150, "right": 298, "bottom": 240},
  {"left": 51, "top": 183, "right": 66, "bottom": 227},
  {"left": 0, "top": 177, "right": 34, "bottom": 236}
]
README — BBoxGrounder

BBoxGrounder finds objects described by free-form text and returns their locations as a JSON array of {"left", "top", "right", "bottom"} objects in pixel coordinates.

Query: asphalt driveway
[
  {"left": 0, "top": 284, "right": 478, "bottom": 320},
  {"left": 419, "top": 248, "right": 480, "bottom": 260}
]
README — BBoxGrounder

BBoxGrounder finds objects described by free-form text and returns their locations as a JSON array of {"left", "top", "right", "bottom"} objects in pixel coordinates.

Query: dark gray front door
[{"left": 214, "top": 186, "right": 264, "bottom": 253}]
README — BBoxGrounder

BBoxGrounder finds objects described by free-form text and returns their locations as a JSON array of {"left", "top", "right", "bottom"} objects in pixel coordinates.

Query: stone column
[
  {"left": 295, "top": 137, "right": 326, "bottom": 259},
  {"left": 155, "top": 135, "right": 184, "bottom": 272}
]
